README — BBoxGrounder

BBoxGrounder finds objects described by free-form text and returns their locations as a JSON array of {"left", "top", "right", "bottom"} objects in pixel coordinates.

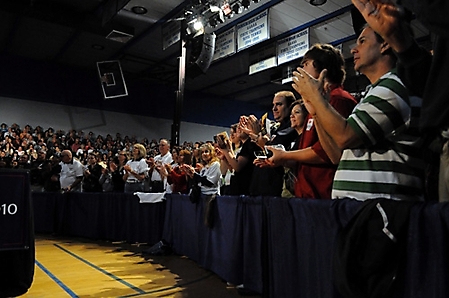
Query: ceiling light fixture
[
  {"left": 307, "top": 0, "right": 327, "bottom": 6},
  {"left": 131, "top": 6, "right": 147, "bottom": 14}
]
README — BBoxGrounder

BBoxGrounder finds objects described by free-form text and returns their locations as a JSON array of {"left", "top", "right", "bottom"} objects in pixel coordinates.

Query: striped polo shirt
[{"left": 332, "top": 70, "right": 425, "bottom": 201}]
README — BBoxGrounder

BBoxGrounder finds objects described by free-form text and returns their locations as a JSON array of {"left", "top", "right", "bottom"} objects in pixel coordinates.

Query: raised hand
[{"left": 351, "top": 0, "right": 412, "bottom": 52}]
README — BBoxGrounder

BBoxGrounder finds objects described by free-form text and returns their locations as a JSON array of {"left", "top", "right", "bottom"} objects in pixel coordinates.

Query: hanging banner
[
  {"left": 237, "top": 10, "right": 269, "bottom": 52},
  {"left": 213, "top": 27, "right": 236, "bottom": 61},
  {"left": 248, "top": 43, "right": 277, "bottom": 75},
  {"left": 249, "top": 56, "right": 277, "bottom": 75},
  {"left": 277, "top": 28, "right": 309, "bottom": 65},
  {"left": 162, "top": 21, "right": 181, "bottom": 50}
]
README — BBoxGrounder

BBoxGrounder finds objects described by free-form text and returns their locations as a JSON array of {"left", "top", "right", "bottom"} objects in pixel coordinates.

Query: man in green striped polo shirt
[{"left": 291, "top": 25, "right": 425, "bottom": 201}]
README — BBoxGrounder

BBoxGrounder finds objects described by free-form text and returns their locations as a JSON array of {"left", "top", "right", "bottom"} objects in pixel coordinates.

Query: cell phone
[{"left": 254, "top": 151, "right": 267, "bottom": 159}]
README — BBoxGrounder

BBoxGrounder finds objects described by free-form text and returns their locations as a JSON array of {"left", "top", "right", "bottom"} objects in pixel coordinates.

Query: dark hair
[
  {"left": 361, "top": 24, "right": 397, "bottom": 62},
  {"left": 275, "top": 91, "right": 296, "bottom": 107},
  {"left": 179, "top": 149, "right": 192, "bottom": 165},
  {"left": 302, "top": 43, "right": 346, "bottom": 85},
  {"left": 290, "top": 100, "right": 308, "bottom": 117}
]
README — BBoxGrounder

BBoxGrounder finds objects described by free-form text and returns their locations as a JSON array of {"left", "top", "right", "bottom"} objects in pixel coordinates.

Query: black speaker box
[
  {"left": 187, "top": 32, "right": 216, "bottom": 78},
  {"left": 0, "top": 169, "right": 35, "bottom": 297}
]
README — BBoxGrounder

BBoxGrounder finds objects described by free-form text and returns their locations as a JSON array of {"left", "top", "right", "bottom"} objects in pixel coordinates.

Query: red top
[
  {"left": 294, "top": 87, "right": 357, "bottom": 199},
  {"left": 167, "top": 166, "right": 189, "bottom": 194}
]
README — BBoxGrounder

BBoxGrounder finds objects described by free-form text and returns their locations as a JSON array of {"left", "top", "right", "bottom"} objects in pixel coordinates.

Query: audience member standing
[
  {"left": 82, "top": 152, "right": 103, "bottom": 192},
  {"left": 57, "top": 149, "right": 84, "bottom": 192},
  {"left": 292, "top": 25, "right": 425, "bottom": 201},
  {"left": 123, "top": 144, "right": 148, "bottom": 193},
  {"left": 219, "top": 122, "right": 259, "bottom": 195},
  {"left": 148, "top": 139, "right": 173, "bottom": 192},
  {"left": 248, "top": 91, "right": 298, "bottom": 197},
  {"left": 265, "top": 44, "right": 358, "bottom": 199}
]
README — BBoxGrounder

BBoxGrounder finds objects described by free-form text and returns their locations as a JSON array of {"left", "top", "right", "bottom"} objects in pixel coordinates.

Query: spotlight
[
  {"left": 186, "top": 17, "right": 205, "bottom": 38},
  {"left": 131, "top": 6, "right": 147, "bottom": 14},
  {"left": 252, "top": 0, "right": 260, "bottom": 3},
  {"left": 242, "top": 0, "right": 251, "bottom": 9},
  {"left": 193, "top": 20, "right": 204, "bottom": 31},
  {"left": 306, "top": 0, "right": 327, "bottom": 6}
]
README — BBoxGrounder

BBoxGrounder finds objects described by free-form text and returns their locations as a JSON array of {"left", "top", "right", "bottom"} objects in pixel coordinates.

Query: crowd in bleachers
[{"left": 0, "top": 122, "right": 206, "bottom": 192}]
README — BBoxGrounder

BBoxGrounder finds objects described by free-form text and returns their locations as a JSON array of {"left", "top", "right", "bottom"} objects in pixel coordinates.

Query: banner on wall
[
  {"left": 237, "top": 10, "right": 269, "bottom": 52},
  {"left": 162, "top": 21, "right": 181, "bottom": 50},
  {"left": 249, "top": 57, "right": 277, "bottom": 75},
  {"left": 213, "top": 27, "right": 236, "bottom": 61},
  {"left": 248, "top": 43, "right": 277, "bottom": 75},
  {"left": 277, "top": 28, "right": 309, "bottom": 65}
]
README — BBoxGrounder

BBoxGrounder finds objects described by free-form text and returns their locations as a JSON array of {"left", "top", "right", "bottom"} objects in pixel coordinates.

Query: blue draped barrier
[
  {"left": 32, "top": 192, "right": 165, "bottom": 245},
  {"left": 32, "top": 192, "right": 449, "bottom": 297}
]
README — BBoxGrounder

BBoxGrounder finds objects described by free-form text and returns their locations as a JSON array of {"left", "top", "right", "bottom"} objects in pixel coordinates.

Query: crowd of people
[
  {"left": 0, "top": 122, "right": 206, "bottom": 193},
  {"left": 1, "top": 0, "right": 448, "bottom": 203}
]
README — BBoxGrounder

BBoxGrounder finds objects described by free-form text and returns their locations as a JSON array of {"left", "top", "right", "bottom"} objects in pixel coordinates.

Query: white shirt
[
  {"left": 125, "top": 158, "right": 148, "bottom": 183},
  {"left": 59, "top": 158, "right": 84, "bottom": 190}
]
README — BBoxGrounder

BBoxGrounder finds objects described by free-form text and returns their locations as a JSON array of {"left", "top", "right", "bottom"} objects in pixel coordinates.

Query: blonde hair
[
  {"left": 200, "top": 143, "right": 219, "bottom": 165},
  {"left": 133, "top": 144, "right": 146, "bottom": 160}
]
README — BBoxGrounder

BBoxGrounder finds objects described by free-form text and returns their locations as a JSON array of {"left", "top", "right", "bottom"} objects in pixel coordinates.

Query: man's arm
[
  {"left": 291, "top": 68, "right": 362, "bottom": 150},
  {"left": 313, "top": 116, "right": 344, "bottom": 164}
]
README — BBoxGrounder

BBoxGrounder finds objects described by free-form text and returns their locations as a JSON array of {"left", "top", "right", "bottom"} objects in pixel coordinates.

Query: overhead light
[
  {"left": 193, "top": 20, "right": 204, "bottom": 31},
  {"left": 252, "top": 0, "right": 260, "bottom": 3},
  {"left": 131, "top": 6, "right": 147, "bottom": 14},
  {"left": 106, "top": 30, "right": 133, "bottom": 43},
  {"left": 186, "top": 17, "right": 205, "bottom": 38},
  {"left": 306, "top": 0, "right": 327, "bottom": 6}
]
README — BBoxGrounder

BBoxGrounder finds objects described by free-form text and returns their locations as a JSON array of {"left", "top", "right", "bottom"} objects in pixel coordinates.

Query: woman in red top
[{"left": 165, "top": 149, "right": 192, "bottom": 194}]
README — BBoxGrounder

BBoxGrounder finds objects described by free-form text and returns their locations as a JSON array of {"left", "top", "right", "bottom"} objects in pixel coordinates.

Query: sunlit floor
[{"left": 22, "top": 236, "right": 249, "bottom": 298}]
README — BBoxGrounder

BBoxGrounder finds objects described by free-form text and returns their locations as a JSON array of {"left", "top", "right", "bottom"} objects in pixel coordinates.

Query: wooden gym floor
[{"left": 23, "top": 235, "right": 258, "bottom": 298}]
